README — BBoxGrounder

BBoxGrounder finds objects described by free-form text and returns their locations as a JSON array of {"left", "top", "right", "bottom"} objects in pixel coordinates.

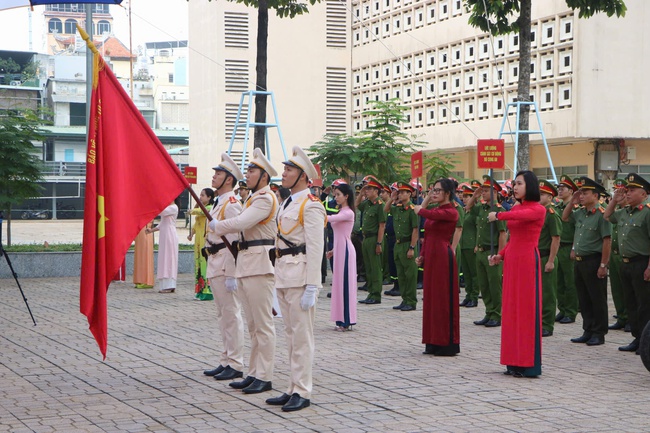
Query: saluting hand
[
  {"left": 571, "top": 190, "right": 581, "bottom": 205},
  {"left": 612, "top": 188, "right": 625, "bottom": 204}
]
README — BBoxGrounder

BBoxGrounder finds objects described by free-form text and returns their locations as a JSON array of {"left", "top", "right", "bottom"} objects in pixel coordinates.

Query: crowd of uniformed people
[{"left": 196, "top": 145, "right": 650, "bottom": 408}]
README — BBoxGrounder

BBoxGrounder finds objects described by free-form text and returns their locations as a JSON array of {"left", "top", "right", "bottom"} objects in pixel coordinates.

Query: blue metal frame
[
  {"left": 226, "top": 90, "right": 288, "bottom": 173},
  {"left": 498, "top": 101, "right": 557, "bottom": 183}
]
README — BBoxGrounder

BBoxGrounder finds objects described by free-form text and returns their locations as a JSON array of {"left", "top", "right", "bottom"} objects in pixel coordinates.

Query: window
[
  {"left": 64, "top": 19, "right": 77, "bottom": 34},
  {"left": 96, "top": 20, "right": 111, "bottom": 35},
  {"left": 48, "top": 18, "right": 62, "bottom": 33},
  {"left": 168, "top": 73, "right": 174, "bottom": 83}
]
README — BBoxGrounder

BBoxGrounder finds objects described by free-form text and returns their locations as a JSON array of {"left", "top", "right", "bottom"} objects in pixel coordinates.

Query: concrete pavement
[{"left": 1, "top": 273, "right": 648, "bottom": 432}]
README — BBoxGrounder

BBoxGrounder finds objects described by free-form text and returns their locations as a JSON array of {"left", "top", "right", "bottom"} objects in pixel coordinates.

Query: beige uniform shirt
[
  {"left": 212, "top": 185, "right": 277, "bottom": 278},
  {"left": 275, "top": 189, "right": 327, "bottom": 289},
  {"left": 206, "top": 191, "right": 242, "bottom": 279}
]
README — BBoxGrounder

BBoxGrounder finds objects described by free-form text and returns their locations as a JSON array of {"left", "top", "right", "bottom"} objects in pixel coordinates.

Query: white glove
[
  {"left": 208, "top": 219, "right": 218, "bottom": 233},
  {"left": 300, "top": 285, "right": 318, "bottom": 311},
  {"left": 225, "top": 277, "right": 238, "bottom": 293}
]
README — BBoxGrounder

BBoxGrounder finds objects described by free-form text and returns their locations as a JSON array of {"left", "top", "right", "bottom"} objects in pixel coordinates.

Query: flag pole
[{"left": 186, "top": 186, "right": 238, "bottom": 259}]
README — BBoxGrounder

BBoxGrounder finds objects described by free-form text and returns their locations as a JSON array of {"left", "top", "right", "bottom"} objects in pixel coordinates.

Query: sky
[{"left": 0, "top": 0, "right": 188, "bottom": 53}]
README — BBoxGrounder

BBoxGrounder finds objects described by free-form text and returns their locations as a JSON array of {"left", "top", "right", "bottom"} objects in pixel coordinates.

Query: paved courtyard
[{"left": 1, "top": 269, "right": 648, "bottom": 432}]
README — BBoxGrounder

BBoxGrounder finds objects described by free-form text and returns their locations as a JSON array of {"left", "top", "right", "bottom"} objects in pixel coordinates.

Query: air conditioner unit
[{"left": 10, "top": 80, "right": 21, "bottom": 86}]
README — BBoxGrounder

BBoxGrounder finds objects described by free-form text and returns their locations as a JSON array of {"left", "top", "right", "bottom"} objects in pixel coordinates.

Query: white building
[{"left": 188, "top": 0, "right": 650, "bottom": 185}]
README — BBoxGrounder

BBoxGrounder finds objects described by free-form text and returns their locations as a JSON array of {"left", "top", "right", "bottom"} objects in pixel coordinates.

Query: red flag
[{"left": 80, "top": 33, "right": 189, "bottom": 359}]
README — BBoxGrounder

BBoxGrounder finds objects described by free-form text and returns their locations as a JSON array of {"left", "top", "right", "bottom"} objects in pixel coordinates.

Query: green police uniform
[
  {"left": 609, "top": 216, "right": 628, "bottom": 328},
  {"left": 538, "top": 202, "right": 562, "bottom": 334},
  {"left": 608, "top": 174, "right": 650, "bottom": 341},
  {"left": 358, "top": 197, "right": 386, "bottom": 303},
  {"left": 555, "top": 199, "right": 579, "bottom": 322},
  {"left": 391, "top": 200, "right": 419, "bottom": 308},
  {"left": 471, "top": 201, "right": 507, "bottom": 323},
  {"left": 569, "top": 182, "right": 611, "bottom": 340},
  {"left": 460, "top": 202, "right": 478, "bottom": 304}
]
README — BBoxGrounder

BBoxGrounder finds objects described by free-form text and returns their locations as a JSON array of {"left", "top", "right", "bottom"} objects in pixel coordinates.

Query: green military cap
[
  {"left": 355, "top": 183, "right": 363, "bottom": 191},
  {"left": 573, "top": 177, "right": 583, "bottom": 188},
  {"left": 613, "top": 178, "right": 627, "bottom": 189},
  {"left": 238, "top": 180, "right": 249, "bottom": 190},
  {"left": 396, "top": 181, "right": 415, "bottom": 193},
  {"left": 539, "top": 180, "right": 558, "bottom": 197},
  {"left": 382, "top": 183, "right": 392, "bottom": 194},
  {"left": 481, "top": 174, "right": 502, "bottom": 191},
  {"left": 559, "top": 175, "right": 578, "bottom": 192},
  {"left": 578, "top": 176, "right": 606, "bottom": 195},
  {"left": 625, "top": 173, "right": 650, "bottom": 192},
  {"left": 469, "top": 179, "right": 482, "bottom": 189}
]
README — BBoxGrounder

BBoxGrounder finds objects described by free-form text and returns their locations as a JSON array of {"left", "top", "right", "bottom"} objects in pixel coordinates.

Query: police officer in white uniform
[
  {"left": 265, "top": 146, "right": 326, "bottom": 412},
  {"left": 209, "top": 148, "right": 278, "bottom": 394},
  {"left": 203, "top": 153, "right": 246, "bottom": 381}
]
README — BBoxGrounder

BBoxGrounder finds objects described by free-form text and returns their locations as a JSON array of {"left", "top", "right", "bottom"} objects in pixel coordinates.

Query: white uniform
[
  {"left": 206, "top": 191, "right": 244, "bottom": 372},
  {"left": 275, "top": 188, "right": 326, "bottom": 399},
  {"left": 212, "top": 185, "right": 277, "bottom": 382}
]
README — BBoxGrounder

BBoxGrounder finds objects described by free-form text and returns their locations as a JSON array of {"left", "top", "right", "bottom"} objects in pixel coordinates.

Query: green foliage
[
  {"left": 309, "top": 99, "right": 427, "bottom": 184},
  {"left": 0, "top": 110, "right": 47, "bottom": 213},
  {"left": 203, "top": 0, "right": 320, "bottom": 18},
  {"left": 424, "top": 151, "right": 459, "bottom": 186},
  {"left": 20, "top": 61, "right": 40, "bottom": 82},
  {"left": 464, "top": 0, "right": 626, "bottom": 35},
  {"left": 0, "top": 57, "right": 20, "bottom": 74}
]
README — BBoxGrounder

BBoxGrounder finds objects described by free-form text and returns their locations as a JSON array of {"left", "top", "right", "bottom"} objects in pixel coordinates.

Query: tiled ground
[{"left": 1, "top": 274, "right": 648, "bottom": 432}]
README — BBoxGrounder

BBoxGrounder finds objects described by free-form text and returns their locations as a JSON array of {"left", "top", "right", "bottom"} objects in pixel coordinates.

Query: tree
[
  {"left": 464, "top": 0, "right": 626, "bottom": 171},
  {"left": 206, "top": 0, "right": 321, "bottom": 154},
  {"left": 309, "top": 100, "right": 424, "bottom": 183},
  {"left": 0, "top": 110, "right": 46, "bottom": 246},
  {"left": 424, "top": 151, "right": 459, "bottom": 187}
]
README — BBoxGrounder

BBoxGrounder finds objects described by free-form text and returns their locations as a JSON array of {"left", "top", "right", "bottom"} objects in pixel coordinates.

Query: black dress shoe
[
  {"left": 624, "top": 323, "right": 632, "bottom": 332},
  {"left": 417, "top": 282, "right": 423, "bottom": 290},
  {"left": 242, "top": 378, "right": 272, "bottom": 394},
  {"left": 559, "top": 316, "right": 575, "bottom": 324},
  {"left": 393, "top": 302, "right": 405, "bottom": 310},
  {"left": 586, "top": 335, "right": 605, "bottom": 346},
  {"left": 400, "top": 305, "right": 416, "bottom": 311},
  {"left": 423, "top": 344, "right": 436, "bottom": 355},
  {"left": 555, "top": 313, "right": 565, "bottom": 322},
  {"left": 384, "top": 288, "right": 401, "bottom": 296},
  {"left": 619, "top": 339, "right": 640, "bottom": 352},
  {"left": 485, "top": 319, "right": 501, "bottom": 327},
  {"left": 460, "top": 298, "right": 469, "bottom": 307},
  {"left": 326, "top": 292, "right": 331, "bottom": 298},
  {"left": 474, "top": 317, "right": 489, "bottom": 326},
  {"left": 609, "top": 321, "right": 625, "bottom": 330},
  {"left": 542, "top": 329, "right": 553, "bottom": 337},
  {"left": 359, "top": 284, "right": 368, "bottom": 291},
  {"left": 204, "top": 365, "right": 225, "bottom": 376},
  {"left": 214, "top": 365, "right": 243, "bottom": 381},
  {"left": 466, "top": 300, "right": 478, "bottom": 308},
  {"left": 266, "top": 393, "right": 291, "bottom": 405},
  {"left": 229, "top": 375, "right": 255, "bottom": 389},
  {"left": 382, "top": 279, "right": 391, "bottom": 285},
  {"left": 282, "top": 393, "right": 311, "bottom": 412},
  {"left": 571, "top": 333, "right": 592, "bottom": 343},
  {"left": 360, "top": 298, "right": 381, "bottom": 304}
]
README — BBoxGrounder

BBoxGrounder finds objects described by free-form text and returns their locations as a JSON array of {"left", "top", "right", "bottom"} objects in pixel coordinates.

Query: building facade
[{"left": 188, "top": 0, "right": 650, "bottom": 187}]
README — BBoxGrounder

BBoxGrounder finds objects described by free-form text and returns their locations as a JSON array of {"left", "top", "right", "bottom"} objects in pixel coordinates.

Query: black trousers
[
  {"left": 574, "top": 256, "right": 608, "bottom": 337},
  {"left": 620, "top": 257, "right": 650, "bottom": 339}
]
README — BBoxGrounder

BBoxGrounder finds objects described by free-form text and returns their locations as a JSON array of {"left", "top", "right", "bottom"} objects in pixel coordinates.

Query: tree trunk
[
  {"left": 253, "top": 0, "right": 269, "bottom": 154},
  {"left": 516, "top": 0, "right": 532, "bottom": 171}
]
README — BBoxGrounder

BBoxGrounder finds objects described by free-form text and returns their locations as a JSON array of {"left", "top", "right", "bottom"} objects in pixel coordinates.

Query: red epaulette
[
  {"left": 229, "top": 196, "right": 237, "bottom": 203},
  {"left": 598, "top": 207, "right": 605, "bottom": 213},
  {"left": 308, "top": 194, "right": 320, "bottom": 202},
  {"left": 549, "top": 207, "right": 555, "bottom": 214}
]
